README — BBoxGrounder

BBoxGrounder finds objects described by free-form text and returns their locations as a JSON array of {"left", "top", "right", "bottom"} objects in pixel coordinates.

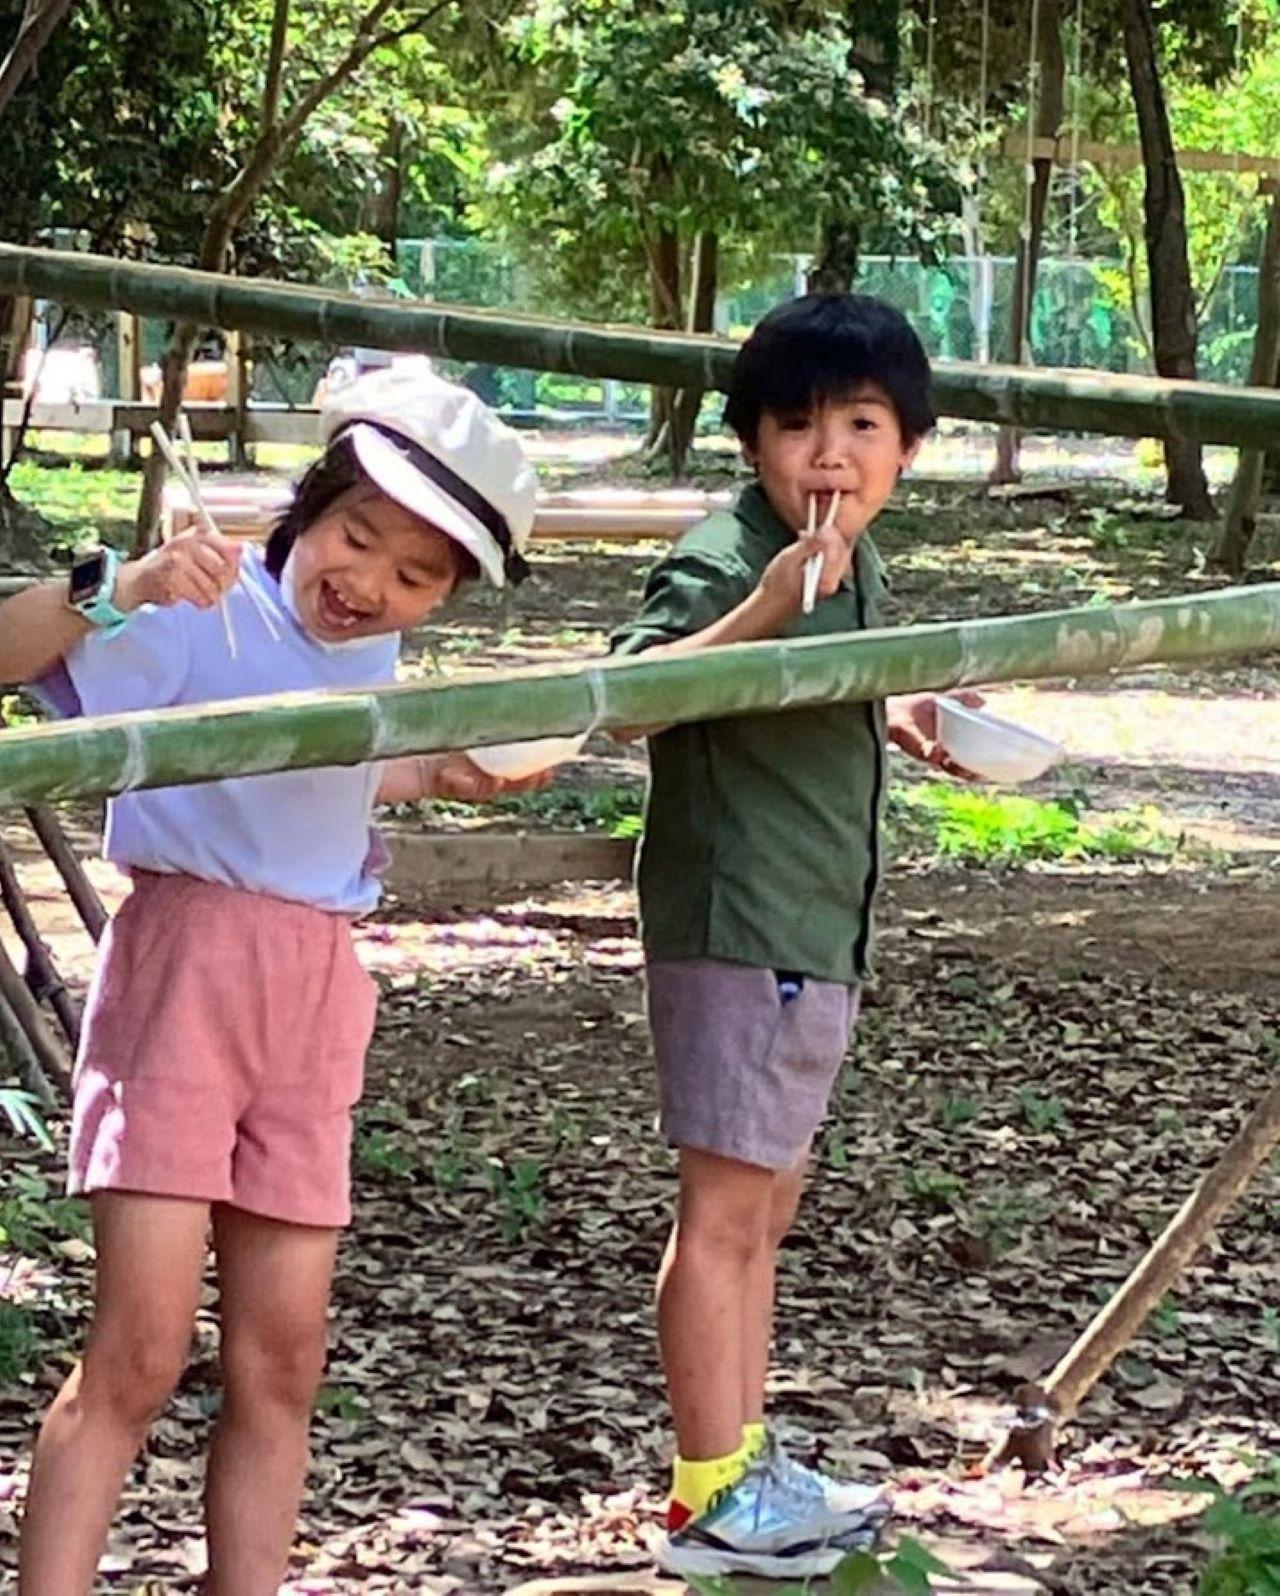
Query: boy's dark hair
[
  {"left": 264, "top": 432, "right": 480, "bottom": 584},
  {"left": 723, "top": 293, "right": 936, "bottom": 448}
]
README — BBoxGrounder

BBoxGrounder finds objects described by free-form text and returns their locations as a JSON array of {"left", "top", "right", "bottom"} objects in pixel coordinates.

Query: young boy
[{"left": 612, "top": 294, "right": 968, "bottom": 1579}]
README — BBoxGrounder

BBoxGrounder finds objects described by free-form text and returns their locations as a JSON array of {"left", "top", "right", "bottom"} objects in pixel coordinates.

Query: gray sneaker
[
  {"left": 766, "top": 1434, "right": 890, "bottom": 1529},
  {"left": 658, "top": 1455, "right": 884, "bottom": 1580}
]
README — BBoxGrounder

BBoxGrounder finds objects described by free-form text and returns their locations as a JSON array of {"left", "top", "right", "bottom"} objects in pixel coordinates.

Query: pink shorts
[{"left": 69, "top": 872, "right": 377, "bottom": 1228}]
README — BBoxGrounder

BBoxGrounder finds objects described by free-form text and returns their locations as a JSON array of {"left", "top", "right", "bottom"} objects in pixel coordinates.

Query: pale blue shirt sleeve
[{"left": 36, "top": 605, "right": 193, "bottom": 719}]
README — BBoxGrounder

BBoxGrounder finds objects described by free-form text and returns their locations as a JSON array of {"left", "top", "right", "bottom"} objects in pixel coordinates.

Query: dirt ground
[{"left": 1, "top": 447, "right": 1279, "bottom": 1593}]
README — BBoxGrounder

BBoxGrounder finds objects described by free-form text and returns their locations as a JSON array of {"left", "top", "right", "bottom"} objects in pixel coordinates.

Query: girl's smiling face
[
  {"left": 289, "top": 485, "right": 468, "bottom": 642},
  {"left": 745, "top": 382, "right": 921, "bottom": 545}
]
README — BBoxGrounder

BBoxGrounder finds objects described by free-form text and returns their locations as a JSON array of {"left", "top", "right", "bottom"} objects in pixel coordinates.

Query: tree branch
[
  {"left": 261, "top": 0, "right": 290, "bottom": 135},
  {"left": 276, "top": 0, "right": 453, "bottom": 148},
  {"left": 213, "top": 0, "right": 456, "bottom": 240},
  {"left": 0, "top": 0, "right": 78, "bottom": 117}
]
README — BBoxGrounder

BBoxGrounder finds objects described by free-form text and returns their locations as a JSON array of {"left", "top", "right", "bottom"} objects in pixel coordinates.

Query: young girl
[{"left": 1, "top": 368, "right": 543, "bottom": 1595}]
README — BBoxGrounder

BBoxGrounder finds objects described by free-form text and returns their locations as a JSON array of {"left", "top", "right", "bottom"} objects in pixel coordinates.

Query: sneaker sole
[{"left": 658, "top": 1540, "right": 853, "bottom": 1580}]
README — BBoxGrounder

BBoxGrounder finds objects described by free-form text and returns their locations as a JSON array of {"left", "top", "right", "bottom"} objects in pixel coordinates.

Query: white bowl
[
  {"left": 466, "top": 734, "right": 587, "bottom": 780},
  {"left": 935, "top": 697, "right": 1063, "bottom": 785}
]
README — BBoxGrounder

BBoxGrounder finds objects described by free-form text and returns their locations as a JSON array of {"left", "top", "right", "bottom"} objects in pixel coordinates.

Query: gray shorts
[{"left": 646, "top": 958, "right": 860, "bottom": 1170}]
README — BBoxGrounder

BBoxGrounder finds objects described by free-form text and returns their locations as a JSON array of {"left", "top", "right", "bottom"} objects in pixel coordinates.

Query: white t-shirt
[{"left": 38, "top": 546, "right": 400, "bottom": 914}]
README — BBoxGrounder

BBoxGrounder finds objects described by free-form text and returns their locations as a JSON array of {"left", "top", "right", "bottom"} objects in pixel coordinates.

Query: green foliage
[
  {"left": 353, "top": 1123, "right": 418, "bottom": 1182},
  {"left": 314, "top": 1382, "right": 369, "bottom": 1420},
  {"left": 0, "top": 1090, "right": 53, "bottom": 1150},
  {"left": 5, "top": 462, "right": 137, "bottom": 556},
  {"left": 968, "top": 1188, "right": 1047, "bottom": 1255},
  {"left": 1078, "top": 4, "right": 1280, "bottom": 371},
  {"left": 0, "top": 1300, "right": 40, "bottom": 1387},
  {"left": 832, "top": 1536, "right": 952, "bottom": 1593},
  {"left": 0, "top": 1169, "right": 90, "bottom": 1255},
  {"left": 481, "top": 1, "right": 957, "bottom": 323},
  {"left": 1189, "top": 1462, "right": 1280, "bottom": 1594},
  {"left": 485, "top": 1155, "right": 545, "bottom": 1242},
  {"left": 0, "top": 0, "right": 219, "bottom": 254},
  {"left": 1017, "top": 1090, "right": 1067, "bottom": 1135},
  {"left": 897, "top": 783, "right": 1177, "bottom": 865},
  {"left": 903, "top": 1166, "right": 963, "bottom": 1211},
  {"left": 937, "top": 1094, "right": 980, "bottom": 1132},
  {"left": 686, "top": 1534, "right": 949, "bottom": 1595},
  {"left": 429, "top": 781, "right": 644, "bottom": 839}
]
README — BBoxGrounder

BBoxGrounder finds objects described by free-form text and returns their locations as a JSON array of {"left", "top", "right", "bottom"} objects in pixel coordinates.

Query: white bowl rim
[{"left": 936, "top": 695, "right": 1064, "bottom": 757}]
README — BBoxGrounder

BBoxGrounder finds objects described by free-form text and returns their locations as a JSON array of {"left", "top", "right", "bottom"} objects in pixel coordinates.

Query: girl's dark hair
[
  {"left": 264, "top": 431, "right": 481, "bottom": 585},
  {"left": 723, "top": 293, "right": 936, "bottom": 448}
]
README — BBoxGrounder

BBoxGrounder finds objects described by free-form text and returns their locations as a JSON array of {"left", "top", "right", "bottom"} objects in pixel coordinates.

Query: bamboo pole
[
  {"left": 989, "top": 1078, "right": 1280, "bottom": 1473},
  {"left": 24, "top": 806, "right": 108, "bottom": 942},
  {"left": 5, "top": 243, "right": 1280, "bottom": 447},
  {"left": 0, "top": 584, "right": 1277, "bottom": 809}
]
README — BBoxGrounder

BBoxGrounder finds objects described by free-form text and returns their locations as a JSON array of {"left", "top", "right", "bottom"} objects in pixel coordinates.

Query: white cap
[{"left": 320, "top": 366, "right": 537, "bottom": 587}]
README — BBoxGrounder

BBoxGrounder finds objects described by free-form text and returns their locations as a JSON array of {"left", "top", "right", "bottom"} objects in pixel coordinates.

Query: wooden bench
[
  {"left": 163, "top": 482, "right": 728, "bottom": 543},
  {"left": 2, "top": 399, "right": 321, "bottom": 466}
]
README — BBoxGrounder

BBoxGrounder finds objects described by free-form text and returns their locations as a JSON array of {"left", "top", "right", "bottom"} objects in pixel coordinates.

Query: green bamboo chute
[
  {"left": 4, "top": 242, "right": 1280, "bottom": 447},
  {"left": 1, "top": 584, "right": 1277, "bottom": 809}
]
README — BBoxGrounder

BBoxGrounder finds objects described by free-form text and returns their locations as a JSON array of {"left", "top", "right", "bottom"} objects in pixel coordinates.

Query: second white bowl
[
  {"left": 466, "top": 734, "right": 587, "bottom": 780},
  {"left": 936, "top": 697, "right": 1063, "bottom": 785}
]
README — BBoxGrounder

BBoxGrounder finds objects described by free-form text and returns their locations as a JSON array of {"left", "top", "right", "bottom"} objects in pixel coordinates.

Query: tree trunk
[
  {"left": 668, "top": 229, "right": 718, "bottom": 475},
  {"left": 806, "top": 221, "right": 860, "bottom": 294},
  {"left": 0, "top": 293, "right": 32, "bottom": 396},
  {"left": 643, "top": 226, "right": 682, "bottom": 459},
  {"left": 370, "top": 117, "right": 404, "bottom": 251},
  {"left": 1123, "top": 0, "right": 1214, "bottom": 519},
  {"left": 990, "top": 0, "right": 1064, "bottom": 486},
  {"left": 1211, "top": 188, "right": 1280, "bottom": 575},
  {"left": 0, "top": 481, "right": 51, "bottom": 570},
  {"left": 135, "top": 175, "right": 254, "bottom": 546}
]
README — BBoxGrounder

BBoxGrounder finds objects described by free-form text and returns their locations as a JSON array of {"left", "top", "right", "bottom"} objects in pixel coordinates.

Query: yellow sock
[
  {"left": 670, "top": 1440, "right": 752, "bottom": 1526},
  {"left": 742, "top": 1420, "right": 767, "bottom": 1458}
]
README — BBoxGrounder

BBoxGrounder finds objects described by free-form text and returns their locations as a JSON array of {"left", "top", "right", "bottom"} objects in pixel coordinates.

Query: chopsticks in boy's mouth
[{"left": 802, "top": 490, "right": 841, "bottom": 615}]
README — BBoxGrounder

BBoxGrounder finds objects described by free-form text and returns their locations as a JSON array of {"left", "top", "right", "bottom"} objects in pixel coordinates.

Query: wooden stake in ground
[
  {"left": 0, "top": 829, "right": 81, "bottom": 1046},
  {"left": 0, "top": 930, "right": 72, "bottom": 1100},
  {"left": 0, "top": 983, "right": 56, "bottom": 1109},
  {"left": 988, "top": 1076, "right": 1280, "bottom": 1472},
  {"left": 24, "top": 805, "right": 107, "bottom": 942}
]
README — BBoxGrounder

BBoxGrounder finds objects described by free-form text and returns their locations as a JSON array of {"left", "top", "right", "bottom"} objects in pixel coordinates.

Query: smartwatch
[{"left": 67, "top": 548, "right": 130, "bottom": 637}]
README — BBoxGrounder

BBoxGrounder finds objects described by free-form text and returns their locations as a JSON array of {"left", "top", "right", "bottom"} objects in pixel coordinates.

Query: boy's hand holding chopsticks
[{"left": 756, "top": 491, "right": 849, "bottom": 621}]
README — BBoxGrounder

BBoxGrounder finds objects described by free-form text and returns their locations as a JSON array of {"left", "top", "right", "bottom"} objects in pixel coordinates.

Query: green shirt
[{"left": 611, "top": 482, "right": 889, "bottom": 985}]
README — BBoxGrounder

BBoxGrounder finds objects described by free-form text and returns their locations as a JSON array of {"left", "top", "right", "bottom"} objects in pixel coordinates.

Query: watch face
[{"left": 69, "top": 552, "right": 108, "bottom": 605}]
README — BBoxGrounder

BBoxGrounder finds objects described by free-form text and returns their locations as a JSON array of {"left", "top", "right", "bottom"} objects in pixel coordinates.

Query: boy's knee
[
  {"left": 766, "top": 1174, "right": 806, "bottom": 1249},
  {"left": 677, "top": 1203, "right": 770, "bottom": 1270},
  {"left": 223, "top": 1324, "right": 327, "bottom": 1415}
]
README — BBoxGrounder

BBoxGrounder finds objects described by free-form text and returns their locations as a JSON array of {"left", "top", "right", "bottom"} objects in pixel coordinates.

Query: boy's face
[{"left": 745, "top": 382, "right": 921, "bottom": 544}]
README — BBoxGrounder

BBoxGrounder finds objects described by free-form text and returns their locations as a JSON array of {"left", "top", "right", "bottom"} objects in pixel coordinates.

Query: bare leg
[
  {"left": 656, "top": 1148, "right": 774, "bottom": 1460},
  {"left": 203, "top": 1207, "right": 337, "bottom": 1596},
  {"left": 19, "top": 1194, "right": 208, "bottom": 1595},
  {"left": 741, "top": 1155, "right": 808, "bottom": 1428}
]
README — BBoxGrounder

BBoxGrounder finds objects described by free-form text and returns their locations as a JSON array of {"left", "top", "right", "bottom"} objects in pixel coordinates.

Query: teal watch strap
[{"left": 71, "top": 547, "right": 130, "bottom": 637}]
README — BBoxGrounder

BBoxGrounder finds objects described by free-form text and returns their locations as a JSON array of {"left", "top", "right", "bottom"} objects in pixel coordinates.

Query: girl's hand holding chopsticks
[{"left": 115, "top": 529, "right": 242, "bottom": 615}]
